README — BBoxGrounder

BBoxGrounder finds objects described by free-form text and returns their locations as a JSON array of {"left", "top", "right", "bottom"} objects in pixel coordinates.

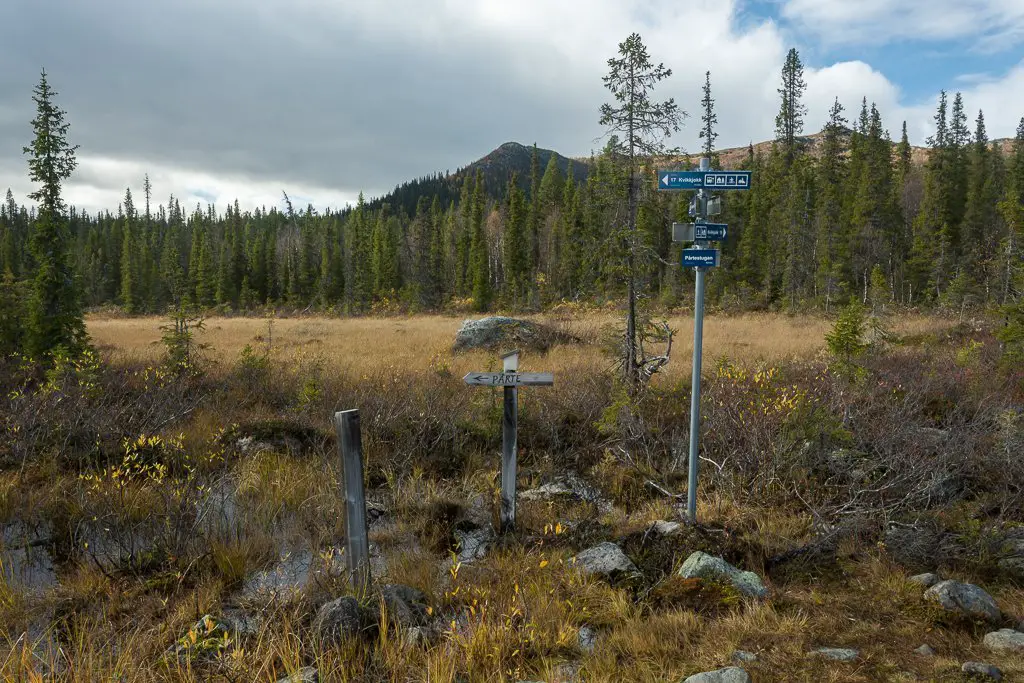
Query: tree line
[{"left": 2, "top": 47, "right": 1024, "bottom": 360}]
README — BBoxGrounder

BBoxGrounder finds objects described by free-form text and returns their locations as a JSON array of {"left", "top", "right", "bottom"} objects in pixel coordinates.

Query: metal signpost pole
[
  {"left": 686, "top": 157, "right": 710, "bottom": 523},
  {"left": 659, "top": 157, "right": 751, "bottom": 523}
]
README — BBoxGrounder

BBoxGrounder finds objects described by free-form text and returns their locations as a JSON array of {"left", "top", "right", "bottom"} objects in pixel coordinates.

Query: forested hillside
[{"left": 1, "top": 53, "right": 1022, "bottom": 320}]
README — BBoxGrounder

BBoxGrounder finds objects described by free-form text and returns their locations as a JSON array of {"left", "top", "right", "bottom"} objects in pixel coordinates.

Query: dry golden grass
[
  {"left": 86, "top": 311, "right": 953, "bottom": 379},
  {"left": 5, "top": 310, "right": 1008, "bottom": 681}
]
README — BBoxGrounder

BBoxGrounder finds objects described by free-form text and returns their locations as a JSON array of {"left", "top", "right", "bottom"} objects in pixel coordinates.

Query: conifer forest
[{"left": 2, "top": 49, "right": 1022, "bottom": 338}]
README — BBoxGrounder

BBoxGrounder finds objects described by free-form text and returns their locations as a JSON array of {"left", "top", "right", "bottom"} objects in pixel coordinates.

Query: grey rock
[
  {"left": 678, "top": 552, "right": 768, "bottom": 599},
  {"left": 572, "top": 542, "right": 639, "bottom": 579},
  {"left": 380, "top": 584, "right": 431, "bottom": 627},
  {"left": 908, "top": 572, "right": 941, "bottom": 588},
  {"left": 809, "top": 647, "right": 858, "bottom": 662},
  {"left": 913, "top": 644, "right": 936, "bottom": 657},
  {"left": 519, "top": 482, "right": 574, "bottom": 501},
  {"left": 1018, "top": 619, "right": 1024, "bottom": 632},
  {"left": 998, "top": 556, "right": 1024, "bottom": 579},
  {"left": 454, "top": 526, "right": 493, "bottom": 564},
  {"left": 453, "top": 317, "right": 572, "bottom": 352},
  {"left": 403, "top": 626, "right": 429, "bottom": 648},
  {"left": 884, "top": 525, "right": 947, "bottom": 571},
  {"left": 731, "top": 650, "right": 758, "bottom": 663},
  {"left": 276, "top": 668, "right": 319, "bottom": 683},
  {"left": 998, "top": 532, "right": 1024, "bottom": 579},
  {"left": 961, "top": 661, "right": 1002, "bottom": 680},
  {"left": 983, "top": 629, "right": 1024, "bottom": 653},
  {"left": 521, "top": 475, "right": 614, "bottom": 514},
  {"left": 652, "top": 520, "right": 683, "bottom": 536},
  {"left": 578, "top": 626, "right": 597, "bottom": 652},
  {"left": 682, "top": 667, "right": 752, "bottom": 683},
  {"left": 924, "top": 580, "right": 1001, "bottom": 622},
  {"left": 219, "top": 609, "right": 261, "bottom": 639},
  {"left": 313, "top": 596, "right": 371, "bottom": 642}
]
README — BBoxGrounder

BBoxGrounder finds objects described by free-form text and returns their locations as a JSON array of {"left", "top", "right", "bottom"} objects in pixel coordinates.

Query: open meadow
[
  {"left": 2, "top": 309, "right": 1023, "bottom": 682},
  {"left": 86, "top": 311, "right": 944, "bottom": 373}
]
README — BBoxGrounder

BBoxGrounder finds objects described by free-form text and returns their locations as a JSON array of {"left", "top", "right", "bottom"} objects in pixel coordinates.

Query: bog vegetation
[{"left": 0, "top": 34, "right": 1023, "bottom": 683}]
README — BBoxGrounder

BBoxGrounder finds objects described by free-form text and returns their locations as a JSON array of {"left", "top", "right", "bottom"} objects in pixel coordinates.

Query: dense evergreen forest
[{"left": 2, "top": 50, "right": 1023, "bottom": 322}]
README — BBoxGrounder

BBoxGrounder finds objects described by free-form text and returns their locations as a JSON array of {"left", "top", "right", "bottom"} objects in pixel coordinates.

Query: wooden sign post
[
  {"left": 464, "top": 350, "right": 553, "bottom": 532},
  {"left": 334, "top": 409, "right": 370, "bottom": 597}
]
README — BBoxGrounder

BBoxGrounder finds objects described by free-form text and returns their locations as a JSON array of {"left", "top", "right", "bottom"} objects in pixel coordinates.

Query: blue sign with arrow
[
  {"left": 694, "top": 223, "right": 727, "bottom": 241},
  {"left": 681, "top": 248, "right": 720, "bottom": 268},
  {"left": 658, "top": 170, "right": 752, "bottom": 191}
]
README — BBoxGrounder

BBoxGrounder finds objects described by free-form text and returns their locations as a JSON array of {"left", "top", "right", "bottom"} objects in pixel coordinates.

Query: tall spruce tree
[
  {"left": 23, "top": 70, "right": 86, "bottom": 357},
  {"left": 775, "top": 48, "right": 807, "bottom": 163},
  {"left": 699, "top": 71, "right": 718, "bottom": 159},
  {"left": 119, "top": 188, "right": 137, "bottom": 312},
  {"left": 503, "top": 173, "right": 528, "bottom": 306},
  {"left": 815, "top": 98, "right": 848, "bottom": 309},
  {"left": 469, "top": 169, "right": 491, "bottom": 311},
  {"left": 599, "top": 32, "right": 683, "bottom": 387}
]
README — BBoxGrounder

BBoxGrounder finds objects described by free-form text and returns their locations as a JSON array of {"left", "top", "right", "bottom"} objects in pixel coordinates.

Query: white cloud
[
  {"left": 1, "top": 0, "right": 1021, "bottom": 214},
  {"left": 1, "top": 156, "right": 360, "bottom": 216},
  {"left": 782, "top": 0, "right": 1024, "bottom": 48}
]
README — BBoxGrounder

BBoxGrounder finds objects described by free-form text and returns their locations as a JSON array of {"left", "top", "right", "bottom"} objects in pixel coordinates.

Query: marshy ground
[{"left": 1, "top": 310, "right": 1022, "bottom": 681}]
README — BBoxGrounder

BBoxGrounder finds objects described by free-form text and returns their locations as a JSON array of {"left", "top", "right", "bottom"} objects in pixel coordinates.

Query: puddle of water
[
  {"left": 1, "top": 522, "right": 57, "bottom": 593},
  {"left": 241, "top": 546, "right": 346, "bottom": 603}
]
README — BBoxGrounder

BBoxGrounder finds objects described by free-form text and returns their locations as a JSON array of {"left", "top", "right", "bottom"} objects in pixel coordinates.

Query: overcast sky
[{"left": 2, "top": 0, "right": 1023, "bottom": 215}]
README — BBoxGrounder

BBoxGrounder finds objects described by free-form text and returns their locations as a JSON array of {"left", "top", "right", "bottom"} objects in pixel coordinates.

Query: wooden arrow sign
[{"left": 463, "top": 371, "right": 554, "bottom": 387}]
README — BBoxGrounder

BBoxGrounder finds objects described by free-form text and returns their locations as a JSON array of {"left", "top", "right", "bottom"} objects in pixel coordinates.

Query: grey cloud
[{"left": 0, "top": 0, "right": 600, "bottom": 201}]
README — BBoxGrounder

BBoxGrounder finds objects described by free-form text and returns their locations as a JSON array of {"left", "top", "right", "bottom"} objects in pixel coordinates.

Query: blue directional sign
[
  {"left": 658, "top": 170, "right": 752, "bottom": 191},
  {"left": 659, "top": 171, "right": 704, "bottom": 189},
  {"left": 681, "top": 248, "right": 720, "bottom": 268},
  {"left": 672, "top": 222, "right": 728, "bottom": 242},
  {"left": 694, "top": 223, "right": 727, "bottom": 241}
]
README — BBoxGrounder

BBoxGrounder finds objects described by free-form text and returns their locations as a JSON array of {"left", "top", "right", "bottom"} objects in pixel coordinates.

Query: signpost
[
  {"left": 672, "top": 222, "right": 728, "bottom": 243},
  {"left": 681, "top": 248, "right": 720, "bottom": 268},
  {"left": 463, "top": 372, "right": 555, "bottom": 387},
  {"left": 658, "top": 157, "right": 752, "bottom": 522},
  {"left": 464, "top": 351, "right": 553, "bottom": 532},
  {"left": 658, "top": 170, "right": 751, "bottom": 190}
]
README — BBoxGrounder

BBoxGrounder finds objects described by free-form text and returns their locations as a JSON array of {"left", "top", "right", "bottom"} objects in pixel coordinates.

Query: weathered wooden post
[
  {"left": 501, "top": 350, "right": 519, "bottom": 532},
  {"left": 334, "top": 409, "right": 370, "bottom": 597},
  {"left": 464, "top": 350, "right": 553, "bottom": 533}
]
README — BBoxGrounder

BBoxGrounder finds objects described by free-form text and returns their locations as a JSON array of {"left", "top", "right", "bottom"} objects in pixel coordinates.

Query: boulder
[
  {"left": 313, "top": 596, "right": 372, "bottom": 643},
  {"left": 572, "top": 542, "right": 639, "bottom": 580},
  {"left": 276, "top": 668, "right": 319, "bottom": 683},
  {"left": 924, "top": 580, "right": 1001, "bottom": 622},
  {"left": 652, "top": 520, "right": 684, "bottom": 536},
  {"left": 998, "top": 529, "right": 1024, "bottom": 580},
  {"left": 961, "top": 661, "right": 1002, "bottom": 680},
  {"left": 578, "top": 625, "right": 597, "bottom": 653},
  {"left": 678, "top": 552, "right": 768, "bottom": 599},
  {"left": 380, "top": 584, "right": 431, "bottom": 628},
  {"left": 884, "top": 525, "right": 948, "bottom": 571},
  {"left": 454, "top": 526, "right": 493, "bottom": 564},
  {"left": 908, "top": 572, "right": 941, "bottom": 588},
  {"left": 809, "top": 647, "right": 858, "bottom": 662},
  {"left": 453, "top": 317, "right": 573, "bottom": 352},
  {"left": 913, "top": 644, "right": 936, "bottom": 657},
  {"left": 404, "top": 626, "right": 429, "bottom": 648},
  {"left": 682, "top": 667, "right": 751, "bottom": 683},
  {"left": 983, "top": 629, "right": 1024, "bottom": 653},
  {"left": 519, "top": 482, "right": 574, "bottom": 501}
]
